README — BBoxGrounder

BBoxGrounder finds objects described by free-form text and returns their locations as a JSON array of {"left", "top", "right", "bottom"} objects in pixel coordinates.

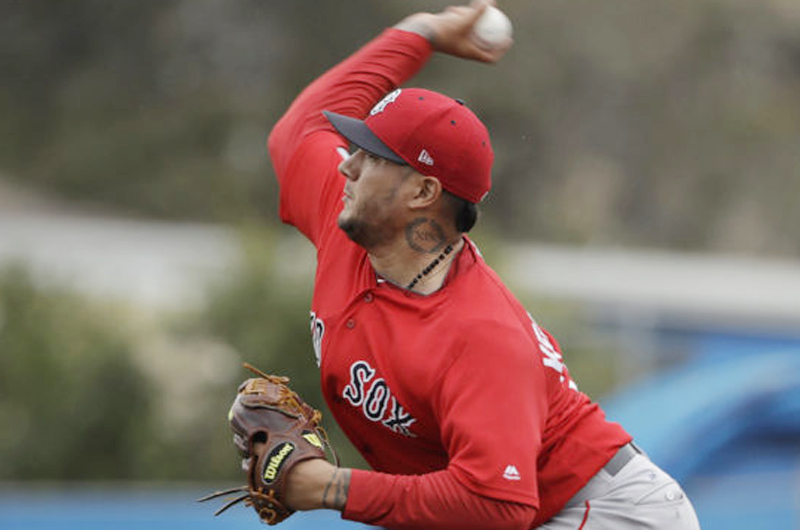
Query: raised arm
[
  {"left": 267, "top": 0, "right": 510, "bottom": 180},
  {"left": 267, "top": 1, "right": 511, "bottom": 245},
  {"left": 266, "top": 29, "right": 432, "bottom": 183}
]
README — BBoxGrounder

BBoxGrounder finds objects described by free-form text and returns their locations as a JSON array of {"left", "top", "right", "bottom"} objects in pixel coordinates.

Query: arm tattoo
[
  {"left": 405, "top": 217, "right": 446, "bottom": 253},
  {"left": 321, "top": 468, "right": 351, "bottom": 510}
]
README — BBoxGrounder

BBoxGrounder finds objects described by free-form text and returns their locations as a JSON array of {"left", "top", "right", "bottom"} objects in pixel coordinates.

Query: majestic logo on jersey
[
  {"left": 342, "top": 361, "right": 417, "bottom": 437},
  {"left": 528, "top": 313, "right": 579, "bottom": 391},
  {"left": 309, "top": 312, "right": 325, "bottom": 367},
  {"left": 370, "top": 89, "right": 402, "bottom": 116},
  {"left": 503, "top": 464, "right": 522, "bottom": 481}
]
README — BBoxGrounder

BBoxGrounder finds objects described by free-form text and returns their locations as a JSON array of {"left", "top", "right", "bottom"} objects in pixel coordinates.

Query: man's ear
[{"left": 408, "top": 175, "right": 442, "bottom": 210}]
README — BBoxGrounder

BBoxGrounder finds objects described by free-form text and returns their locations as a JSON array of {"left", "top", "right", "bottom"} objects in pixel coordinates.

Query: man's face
[{"left": 337, "top": 149, "right": 412, "bottom": 249}]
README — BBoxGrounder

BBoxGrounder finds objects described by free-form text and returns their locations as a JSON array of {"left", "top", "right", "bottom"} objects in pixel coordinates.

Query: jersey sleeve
[
  {"left": 274, "top": 132, "right": 348, "bottom": 244},
  {"left": 434, "top": 321, "right": 547, "bottom": 507},
  {"left": 343, "top": 468, "right": 537, "bottom": 530},
  {"left": 267, "top": 29, "right": 432, "bottom": 247}
]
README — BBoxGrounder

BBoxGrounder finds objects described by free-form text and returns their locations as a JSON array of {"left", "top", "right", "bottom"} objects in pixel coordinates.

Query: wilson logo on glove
[
  {"left": 263, "top": 442, "right": 295, "bottom": 483},
  {"left": 198, "top": 363, "right": 339, "bottom": 526}
]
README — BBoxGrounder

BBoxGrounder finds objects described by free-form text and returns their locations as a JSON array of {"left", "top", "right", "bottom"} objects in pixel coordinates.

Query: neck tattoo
[{"left": 406, "top": 244, "right": 454, "bottom": 291}]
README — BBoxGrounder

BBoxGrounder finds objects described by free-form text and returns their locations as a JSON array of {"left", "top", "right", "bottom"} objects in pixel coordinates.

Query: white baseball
[{"left": 471, "top": 6, "right": 513, "bottom": 50}]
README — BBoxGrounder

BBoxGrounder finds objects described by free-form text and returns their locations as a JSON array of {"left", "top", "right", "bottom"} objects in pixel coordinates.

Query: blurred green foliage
[
  {"left": 181, "top": 225, "right": 366, "bottom": 469},
  {"left": 0, "top": 264, "right": 152, "bottom": 480},
  {"left": 0, "top": 228, "right": 364, "bottom": 482},
  {"left": 1, "top": 0, "right": 799, "bottom": 254}
]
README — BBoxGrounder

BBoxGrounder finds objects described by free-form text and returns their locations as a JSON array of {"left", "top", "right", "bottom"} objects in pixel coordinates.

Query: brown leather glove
[{"left": 199, "top": 364, "right": 336, "bottom": 525}]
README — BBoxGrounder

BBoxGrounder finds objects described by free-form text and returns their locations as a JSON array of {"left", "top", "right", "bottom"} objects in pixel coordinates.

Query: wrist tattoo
[
  {"left": 321, "top": 468, "right": 350, "bottom": 510},
  {"left": 406, "top": 217, "right": 446, "bottom": 253}
]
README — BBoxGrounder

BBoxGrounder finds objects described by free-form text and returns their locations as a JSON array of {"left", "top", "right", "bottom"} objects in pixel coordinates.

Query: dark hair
[{"left": 443, "top": 190, "right": 479, "bottom": 233}]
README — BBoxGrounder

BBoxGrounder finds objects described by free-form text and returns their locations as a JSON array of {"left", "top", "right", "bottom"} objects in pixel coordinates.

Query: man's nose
[{"left": 338, "top": 151, "right": 359, "bottom": 181}]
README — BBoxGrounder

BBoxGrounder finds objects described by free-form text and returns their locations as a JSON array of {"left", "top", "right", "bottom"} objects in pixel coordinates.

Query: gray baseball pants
[{"left": 538, "top": 444, "right": 701, "bottom": 529}]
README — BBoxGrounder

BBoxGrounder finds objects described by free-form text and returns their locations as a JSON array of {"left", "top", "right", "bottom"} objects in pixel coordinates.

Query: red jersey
[{"left": 268, "top": 29, "right": 631, "bottom": 528}]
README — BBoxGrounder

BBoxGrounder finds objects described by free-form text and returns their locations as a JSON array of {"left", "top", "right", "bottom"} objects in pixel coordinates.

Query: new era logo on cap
[
  {"left": 324, "top": 88, "right": 494, "bottom": 204},
  {"left": 418, "top": 149, "right": 434, "bottom": 166}
]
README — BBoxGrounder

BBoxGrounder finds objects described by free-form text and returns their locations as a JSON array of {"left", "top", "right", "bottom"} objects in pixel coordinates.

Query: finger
[
  {"left": 467, "top": 0, "right": 492, "bottom": 23},
  {"left": 473, "top": 37, "right": 513, "bottom": 63},
  {"left": 233, "top": 433, "right": 249, "bottom": 456},
  {"left": 488, "top": 37, "right": 514, "bottom": 61}
]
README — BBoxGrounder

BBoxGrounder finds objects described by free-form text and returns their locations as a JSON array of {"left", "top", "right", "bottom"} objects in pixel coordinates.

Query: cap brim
[{"left": 323, "top": 111, "right": 407, "bottom": 165}]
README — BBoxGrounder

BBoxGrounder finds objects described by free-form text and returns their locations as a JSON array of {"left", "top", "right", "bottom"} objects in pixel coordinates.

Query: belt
[{"left": 603, "top": 442, "right": 644, "bottom": 476}]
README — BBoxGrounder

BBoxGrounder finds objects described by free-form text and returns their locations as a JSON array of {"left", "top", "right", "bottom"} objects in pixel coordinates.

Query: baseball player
[{"left": 265, "top": 1, "right": 701, "bottom": 528}]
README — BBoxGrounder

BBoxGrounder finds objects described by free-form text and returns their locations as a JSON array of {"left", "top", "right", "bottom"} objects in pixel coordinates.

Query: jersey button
[
  {"left": 345, "top": 318, "right": 356, "bottom": 329},
  {"left": 363, "top": 292, "right": 374, "bottom": 303}
]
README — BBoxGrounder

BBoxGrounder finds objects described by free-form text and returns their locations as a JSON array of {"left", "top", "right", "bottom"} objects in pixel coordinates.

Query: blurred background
[{"left": 1, "top": 0, "right": 799, "bottom": 528}]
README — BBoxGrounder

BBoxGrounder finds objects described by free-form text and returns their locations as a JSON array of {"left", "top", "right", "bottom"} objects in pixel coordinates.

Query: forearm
[
  {"left": 286, "top": 460, "right": 536, "bottom": 530},
  {"left": 346, "top": 468, "right": 536, "bottom": 530},
  {"left": 284, "top": 458, "right": 351, "bottom": 511}
]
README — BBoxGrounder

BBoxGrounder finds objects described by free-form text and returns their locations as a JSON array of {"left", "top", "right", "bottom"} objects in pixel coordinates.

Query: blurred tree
[
  {"left": 1, "top": 0, "right": 799, "bottom": 254},
  {"left": 0, "top": 229, "right": 365, "bottom": 481},
  {"left": 184, "top": 225, "right": 366, "bottom": 468},
  {"left": 0, "top": 264, "right": 153, "bottom": 479}
]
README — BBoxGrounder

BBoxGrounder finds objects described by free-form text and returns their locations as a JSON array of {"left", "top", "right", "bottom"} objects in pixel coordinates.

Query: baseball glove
[{"left": 199, "top": 363, "right": 337, "bottom": 525}]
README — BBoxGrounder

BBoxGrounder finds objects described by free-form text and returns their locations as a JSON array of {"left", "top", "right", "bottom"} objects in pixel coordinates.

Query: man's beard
[
  {"left": 338, "top": 215, "right": 379, "bottom": 249},
  {"left": 337, "top": 208, "right": 392, "bottom": 250}
]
